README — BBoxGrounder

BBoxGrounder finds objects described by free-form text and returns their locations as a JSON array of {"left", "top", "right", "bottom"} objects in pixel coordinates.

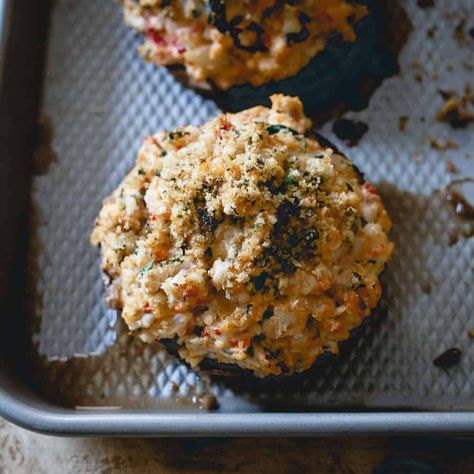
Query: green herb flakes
[{"left": 139, "top": 261, "right": 154, "bottom": 275}]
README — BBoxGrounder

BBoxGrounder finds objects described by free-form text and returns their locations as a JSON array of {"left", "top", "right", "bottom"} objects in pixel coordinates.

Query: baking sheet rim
[{"left": 1, "top": 0, "right": 474, "bottom": 436}]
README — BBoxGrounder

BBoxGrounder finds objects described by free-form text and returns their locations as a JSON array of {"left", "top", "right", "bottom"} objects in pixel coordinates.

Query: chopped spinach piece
[
  {"left": 266, "top": 124, "right": 299, "bottom": 136},
  {"left": 252, "top": 271, "right": 270, "bottom": 291},
  {"left": 262, "top": 306, "right": 274, "bottom": 320},
  {"left": 197, "top": 207, "right": 219, "bottom": 233}
]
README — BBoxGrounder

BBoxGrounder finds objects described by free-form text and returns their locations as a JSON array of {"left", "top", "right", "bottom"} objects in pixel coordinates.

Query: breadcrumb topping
[
  {"left": 122, "top": 0, "right": 367, "bottom": 89},
  {"left": 92, "top": 95, "right": 394, "bottom": 377}
]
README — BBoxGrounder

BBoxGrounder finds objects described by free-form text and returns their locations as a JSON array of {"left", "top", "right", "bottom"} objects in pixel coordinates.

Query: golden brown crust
[
  {"left": 92, "top": 95, "right": 394, "bottom": 377},
  {"left": 122, "top": 0, "right": 367, "bottom": 89}
]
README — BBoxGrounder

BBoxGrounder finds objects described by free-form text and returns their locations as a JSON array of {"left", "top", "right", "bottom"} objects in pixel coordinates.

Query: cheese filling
[
  {"left": 122, "top": 0, "right": 368, "bottom": 89},
  {"left": 92, "top": 94, "right": 394, "bottom": 377}
]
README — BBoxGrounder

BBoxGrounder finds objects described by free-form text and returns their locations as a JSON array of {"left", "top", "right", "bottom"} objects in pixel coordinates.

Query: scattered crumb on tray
[
  {"left": 430, "top": 138, "right": 458, "bottom": 151},
  {"left": 445, "top": 161, "right": 458, "bottom": 173},
  {"left": 196, "top": 394, "right": 220, "bottom": 411},
  {"left": 433, "top": 348, "right": 462, "bottom": 369},
  {"left": 452, "top": 16, "right": 470, "bottom": 46},
  {"left": 410, "top": 59, "right": 423, "bottom": 68},
  {"left": 421, "top": 282, "right": 433, "bottom": 295},
  {"left": 426, "top": 26, "right": 437, "bottom": 38},
  {"left": 399, "top": 116, "right": 409, "bottom": 132},
  {"left": 437, "top": 86, "right": 474, "bottom": 129}
]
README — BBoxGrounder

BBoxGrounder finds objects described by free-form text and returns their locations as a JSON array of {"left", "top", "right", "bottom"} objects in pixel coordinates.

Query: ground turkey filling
[
  {"left": 91, "top": 95, "right": 394, "bottom": 377},
  {"left": 122, "top": 0, "right": 367, "bottom": 89}
]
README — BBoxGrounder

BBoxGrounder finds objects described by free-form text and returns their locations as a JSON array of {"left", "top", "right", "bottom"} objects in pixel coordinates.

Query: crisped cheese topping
[
  {"left": 92, "top": 95, "right": 394, "bottom": 377},
  {"left": 122, "top": 0, "right": 367, "bottom": 89}
]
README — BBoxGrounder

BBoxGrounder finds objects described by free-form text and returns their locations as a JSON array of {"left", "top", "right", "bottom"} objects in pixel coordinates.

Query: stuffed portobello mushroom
[
  {"left": 121, "top": 0, "right": 383, "bottom": 112},
  {"left": 91, "top": 95, "right": 394, "bottom": 378}
]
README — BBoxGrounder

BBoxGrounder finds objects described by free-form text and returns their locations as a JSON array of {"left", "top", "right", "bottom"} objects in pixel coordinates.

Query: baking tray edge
[
  {"left": 1, "top": 0, "right": 474, "bottom": 437},
  {"left": 3, "top": 383, "right": 474, "bottom": 437}
]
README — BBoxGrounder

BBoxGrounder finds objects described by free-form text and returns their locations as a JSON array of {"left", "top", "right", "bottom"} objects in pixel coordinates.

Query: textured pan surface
[{"left": 30, "top": 0, "right": 474, "bottom": 411}]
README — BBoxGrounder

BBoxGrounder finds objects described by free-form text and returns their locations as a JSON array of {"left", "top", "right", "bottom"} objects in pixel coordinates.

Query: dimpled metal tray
[{"left": 0, "top": 0, "right": 473, "bottom": 436}]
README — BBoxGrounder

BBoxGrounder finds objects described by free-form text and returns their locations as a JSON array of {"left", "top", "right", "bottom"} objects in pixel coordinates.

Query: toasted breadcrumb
[
  {"left": 121, "top": 0, "right": 367, "bottom": 89},
  {"left": 92, "top": 95, "right": 394, "bottom": 377}
]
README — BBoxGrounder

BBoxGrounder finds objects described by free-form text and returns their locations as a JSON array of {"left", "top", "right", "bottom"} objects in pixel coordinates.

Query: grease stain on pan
[
  {"left": 32, "top": 324, "right": 219, "bottom": 412},
  {"left": 32, "top": 115, "right": 57, "bottom": 176}
]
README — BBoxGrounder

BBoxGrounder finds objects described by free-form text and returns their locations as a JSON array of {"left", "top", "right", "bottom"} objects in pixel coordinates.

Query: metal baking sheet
[{"left": 0, "top": 0, "right": 474, "bottom": 435}]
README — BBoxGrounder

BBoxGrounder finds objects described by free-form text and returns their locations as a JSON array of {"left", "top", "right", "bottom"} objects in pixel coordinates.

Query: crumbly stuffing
[
  {"left": 437, "top": 86, "right": 474, "bottom": 129},
  {"left": 91, "top": 94, "right": 394, "bottom": 377},
  {"left": 121, "top": 0, "right": 367, "bottom": 89}
]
